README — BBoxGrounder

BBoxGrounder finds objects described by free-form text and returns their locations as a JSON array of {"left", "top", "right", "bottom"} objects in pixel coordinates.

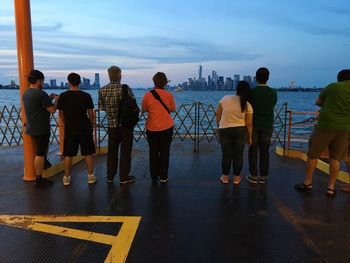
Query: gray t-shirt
[{"left": 22, "top": 88, "right": 53, "bottom": 135}]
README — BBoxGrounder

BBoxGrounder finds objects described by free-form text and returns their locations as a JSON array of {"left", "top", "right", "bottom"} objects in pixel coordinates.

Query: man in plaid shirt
[{"left": 98, "top": 66, "right": 136, "bottom": 184}]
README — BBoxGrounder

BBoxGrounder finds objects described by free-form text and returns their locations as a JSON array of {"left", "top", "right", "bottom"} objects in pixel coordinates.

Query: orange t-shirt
[{"left": 142, "top": 88, "right": 176, "bottom": 131}]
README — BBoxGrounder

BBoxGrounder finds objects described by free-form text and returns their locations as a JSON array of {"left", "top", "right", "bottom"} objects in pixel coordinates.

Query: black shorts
[
  {"left": 63, "top": 133, "right": 95, "bottom": 157},
  {"left": 32, "top": 133, "right": 50, "bottom": 157}
]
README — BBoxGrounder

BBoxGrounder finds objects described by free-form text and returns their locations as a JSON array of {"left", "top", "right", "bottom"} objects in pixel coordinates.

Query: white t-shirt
[{"left": 219, "top": 95, "right": 253, "bottom": 128}]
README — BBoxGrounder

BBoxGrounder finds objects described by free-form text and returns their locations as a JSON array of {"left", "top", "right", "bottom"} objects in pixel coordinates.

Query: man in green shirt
[
  {"left": 247, "top": 67, "right": 277, "bottom": 184},
  {"left": 295, "top": 69, "right": 350, "bottom": 197}
]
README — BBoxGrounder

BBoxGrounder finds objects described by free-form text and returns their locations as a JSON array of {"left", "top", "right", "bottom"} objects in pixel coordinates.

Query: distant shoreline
[{"left": 0, "top": 87, "right": 323, "bottom": 92}]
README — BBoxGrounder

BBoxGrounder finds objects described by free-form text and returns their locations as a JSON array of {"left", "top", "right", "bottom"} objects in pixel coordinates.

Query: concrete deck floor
[{"left": 0, "top": 139, "right": 350, "bottom": 263}]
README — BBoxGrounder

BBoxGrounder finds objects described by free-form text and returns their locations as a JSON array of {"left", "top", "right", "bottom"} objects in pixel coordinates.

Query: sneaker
[
  {"left": 246, "top": 174, "right": 258, "bottom": 184},
  {"left": 233, "top": 175, "right": 241, "bottom": 185},
  {"left": 220, "top": 175, "right": 229, "bottom": 184},
  {"left": 63, "top": 176, "right": 71, "bottom": 186},
  {"left": 259, "top": 176, "right": 267, "bottom": 184},
  {"left": 88, "top": 174, "right": 97, "bottom": 184},
  {"left": 44, "top": 159, "right": 52, "bottom": 169},
  {"left": 120, "top": 176, "right": 135, "bottom": 185},
  {"left": 106, "top": 177, "right": 114, "bottom": 183},
  {"left": 160, "top": 178, "right": 169, "bottom": 184},
  {"left": 35, "top": 177, "right": 54, "bottom": 186}
]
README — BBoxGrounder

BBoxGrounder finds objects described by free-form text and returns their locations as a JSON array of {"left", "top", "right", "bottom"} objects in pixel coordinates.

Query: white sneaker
[
  {"left": 63, "top": 176, "right": 71, "bottom": 186},
  {"left": 88, "top": 174, "right": 97, "bottom": 184}
]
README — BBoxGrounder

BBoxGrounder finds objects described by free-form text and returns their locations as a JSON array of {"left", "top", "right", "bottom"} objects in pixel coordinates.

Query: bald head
[{"left": 108, "top": 66, "right": 121, "bottom": 82}]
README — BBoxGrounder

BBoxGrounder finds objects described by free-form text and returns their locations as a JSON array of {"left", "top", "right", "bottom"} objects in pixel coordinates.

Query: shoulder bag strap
[{"left": 150, "top": 90, "right": 170, "bottom": 114}]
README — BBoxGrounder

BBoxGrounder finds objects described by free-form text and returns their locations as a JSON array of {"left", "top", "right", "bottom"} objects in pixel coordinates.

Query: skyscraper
[
  {"left": 243, "top": 75, "right": 252, "bottom": 86},
  {"left": 233, "top": 74, "right": 240, "bottom": 89},
  {"left": 94, "top": 73, "right": 100, "bottom": 89},
  {"left": 50, "top": 79, "right": 57, "bottom": 88},
  {"left": 198, "top": 65, "right": 203, "bottom": 80}
]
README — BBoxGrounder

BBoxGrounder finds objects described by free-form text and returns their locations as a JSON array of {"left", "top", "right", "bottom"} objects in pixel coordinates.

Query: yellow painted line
[
  {"left": 105, "top": 216, "right": 141, "bottom": 263},
  {"left": 0, "top": 215, "right": 141, "bottom": 263},
  {"left": 275, "top": 146, "right": 350, "bottom": 183},
  {"left": 32, "top": 222, "right": 115, "bottom": 245}
]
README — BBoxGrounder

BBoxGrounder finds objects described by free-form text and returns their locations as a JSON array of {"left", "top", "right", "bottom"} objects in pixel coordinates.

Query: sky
[{"left": 0, "top": 0, "right": 350, "bottom": 87}]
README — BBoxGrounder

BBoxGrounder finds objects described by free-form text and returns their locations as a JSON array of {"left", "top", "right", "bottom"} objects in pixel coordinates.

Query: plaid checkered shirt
[{"left": 98, "top": 81, "right": 136, "bottom": 128}]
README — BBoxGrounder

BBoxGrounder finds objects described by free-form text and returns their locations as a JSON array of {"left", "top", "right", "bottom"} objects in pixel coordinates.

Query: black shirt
[
  {"left": 57, "top": 90, "right": 94, "bottom": 135},
  {"left": 22, "top": 88, "right": 53, "bottom": 135}
]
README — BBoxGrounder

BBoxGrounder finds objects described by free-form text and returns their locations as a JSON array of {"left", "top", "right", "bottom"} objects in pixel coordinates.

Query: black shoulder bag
[
  {"left": 150, "top": 90, "right": 170, "bottom": 114},
  {"left": 118, "top": 84, "right": 140, "bottom": 128}
]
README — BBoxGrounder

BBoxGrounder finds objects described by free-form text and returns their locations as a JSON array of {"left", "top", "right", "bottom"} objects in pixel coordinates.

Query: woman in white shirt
[{"left": 216, "top": 81, "right": 253, "bottom": 184}]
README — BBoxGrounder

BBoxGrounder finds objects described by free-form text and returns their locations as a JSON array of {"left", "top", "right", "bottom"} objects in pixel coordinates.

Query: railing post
[
  {"left": 287, "top": 110, "right": 292, "bottom": 151},
  {"left": 283, "top": 102, "right": 288, "bottom": 157},
  {"left": 97, "top": 109, "right": 101, "bottom": 153},
  {"left": 193, "top": 102, "right": 197, "bottom": 153},
  {"left": 196, "top": 102, "right": 200, "bottom": 153},
  {"left": 14, "top": 0, "right": 36, "bottom": 181}
]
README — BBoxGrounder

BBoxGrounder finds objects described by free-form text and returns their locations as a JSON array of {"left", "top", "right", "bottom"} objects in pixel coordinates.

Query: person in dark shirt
[
  {"left": 57, "top": 73, "right": 96, "bottom": 186},
  {"left": 246, "top": 67, "right": 277, "bottom": 184},
  {"left": 22, "top": 69, "right": 58, "bottom": 185}
]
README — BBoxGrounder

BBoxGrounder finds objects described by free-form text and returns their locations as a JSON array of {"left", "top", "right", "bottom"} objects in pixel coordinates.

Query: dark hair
[
  {"left": 67, "top": 72, "right": 81, "bottom": 86},
  {"left": 337, "top": 69, "right": 350, "bottom": 82},
  {"left": 256, "top": 67, "right": 270, "bottom": 84},
  {"left": 236, "top": 81, "right": 251, "bottom": 112},
  {"left": 152, "top": 72, "right": 169, "bottom": 89},
  {"left": 27, "top": 69, "right": 44, "bottom": 84},
  {"left": 28, "top": 77, "right": 38, "bottom": 84}
]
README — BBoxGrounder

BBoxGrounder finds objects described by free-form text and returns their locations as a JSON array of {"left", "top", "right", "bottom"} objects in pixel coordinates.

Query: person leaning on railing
[
  {"left": 216, "top": 80, "right": 253, "bottom": 185},
  {"left": 141, "top": 72, "right": 176, "bottom": 185}
]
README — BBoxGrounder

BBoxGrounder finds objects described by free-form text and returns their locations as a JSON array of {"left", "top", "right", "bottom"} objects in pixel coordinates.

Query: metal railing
[{"left": 0, "top": 102, "right": 289, "bottom": 153}]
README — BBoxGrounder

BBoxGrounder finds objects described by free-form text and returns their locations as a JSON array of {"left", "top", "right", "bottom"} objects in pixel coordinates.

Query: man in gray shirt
[{"left": 22, "top": 70, "right": 58, "bottom": 185}]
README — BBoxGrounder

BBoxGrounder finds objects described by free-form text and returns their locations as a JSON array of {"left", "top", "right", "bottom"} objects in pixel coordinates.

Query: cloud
[
  {"left": 325, "top": 7, "right": 350, "bottom": 17},
  {"left": 0, "top": 23, "right": 63, "bottom": 32}
]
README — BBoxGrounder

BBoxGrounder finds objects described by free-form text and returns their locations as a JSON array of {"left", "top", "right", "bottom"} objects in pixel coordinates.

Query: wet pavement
[{"left": 0, "top": 139, "right": 350, "bottom": 262}]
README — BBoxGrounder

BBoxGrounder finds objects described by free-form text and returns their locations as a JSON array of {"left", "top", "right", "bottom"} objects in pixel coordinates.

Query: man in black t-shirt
[
  {"left": 57, "top": 73, "right": 96, "bottom": 186},
  {"left": 22, "top": 69, "right": 58, "bottom": 185}
]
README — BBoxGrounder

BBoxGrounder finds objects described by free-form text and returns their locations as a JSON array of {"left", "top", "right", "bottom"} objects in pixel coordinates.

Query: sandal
[
  {"left": 326, "top": 188, "right": 336, "bottom": 197},
  {"left": 295, "top": 183, "right": 313, "bottom": 192}
]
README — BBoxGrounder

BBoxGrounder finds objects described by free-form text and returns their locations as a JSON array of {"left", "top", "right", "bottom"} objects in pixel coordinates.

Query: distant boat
[{"left": 175, "top": 87, "right": 183, "bottom": 92}]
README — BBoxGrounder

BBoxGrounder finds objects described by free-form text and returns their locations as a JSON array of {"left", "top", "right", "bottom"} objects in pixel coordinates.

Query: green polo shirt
[
  {"left": 249, "top": 85, "right": 277, "bottom": 129},
  {"left": 317, "top": 81, "right": 350, "bottom": 131}
]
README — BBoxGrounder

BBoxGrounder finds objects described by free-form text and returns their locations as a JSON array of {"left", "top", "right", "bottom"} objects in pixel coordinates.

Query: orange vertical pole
[{"left": 14, "top": 0, "right": 36, "bottom": 181}]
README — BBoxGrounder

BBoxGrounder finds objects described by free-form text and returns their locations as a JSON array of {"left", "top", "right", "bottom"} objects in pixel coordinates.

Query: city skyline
[{"left": 0, "top": 1, "right": 349, "bottom": 87}]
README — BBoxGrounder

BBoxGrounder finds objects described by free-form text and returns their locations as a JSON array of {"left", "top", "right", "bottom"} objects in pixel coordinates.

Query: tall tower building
[
  {"left": 50, "top": 79, "right": 57, "bottom": 88},
  {"left": 198, "top": 65, "right": 203, "bottom": 80},
  {"left": 233, "top": 74, "right": 240, "bottom": 89},
  {"left": 94, "top": 73, "right": 100, "bottom": 89}
]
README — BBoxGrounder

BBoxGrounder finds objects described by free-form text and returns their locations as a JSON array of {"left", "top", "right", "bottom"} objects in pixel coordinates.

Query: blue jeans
[
  {"left": 219, "top": 127, "right": 247, "bottom": 176},
  {"left": 248, "top": 128, "right": 273, "bottom": 177}
]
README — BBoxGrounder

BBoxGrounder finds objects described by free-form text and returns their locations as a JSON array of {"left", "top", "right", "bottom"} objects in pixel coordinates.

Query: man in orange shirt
[{"left": 142, "top": 72, "right": 176, "bottom": 184}]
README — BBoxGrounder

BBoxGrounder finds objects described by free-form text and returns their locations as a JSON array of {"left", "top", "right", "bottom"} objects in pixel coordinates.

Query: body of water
[{"left": 0, "top": 89, "right": 319, "bottom": 112}]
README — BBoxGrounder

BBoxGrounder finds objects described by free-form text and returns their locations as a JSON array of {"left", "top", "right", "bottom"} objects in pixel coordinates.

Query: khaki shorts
[{"left": 307, "top": 127, "right": 349, "bottom": 161}]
